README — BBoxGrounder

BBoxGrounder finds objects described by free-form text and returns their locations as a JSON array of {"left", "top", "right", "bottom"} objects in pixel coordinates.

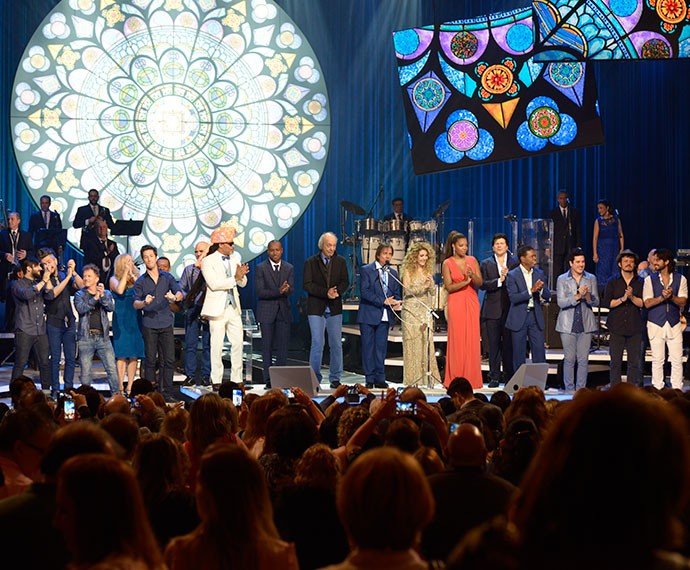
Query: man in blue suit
[
  {"left": 357, "top": 243, "right": 401, "bottom": 388},
  {"left": 255, "top": 240, "right": 293, "bottom": 388},
  {"left": 505, "top": 245, "right": 551, "bottom": 373}
]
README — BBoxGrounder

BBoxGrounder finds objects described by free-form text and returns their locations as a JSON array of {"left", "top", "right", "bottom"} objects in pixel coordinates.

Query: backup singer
[
  {"left": 0, "top": 211, "right": 34, "bottom": 303},
  {"left": 83, "top": 219, "right": 119, "bottom": 286},
  {"left": 358, "top": 243, "right": 401, "bottom": 389},
  {"left": 72, "top": 188, "right": 114, "bottom": 249}
]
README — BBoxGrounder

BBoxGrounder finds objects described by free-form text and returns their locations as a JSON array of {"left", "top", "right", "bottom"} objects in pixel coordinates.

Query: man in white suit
[{"left": 201, "top": 226, "right": 249, "bottom": 385}]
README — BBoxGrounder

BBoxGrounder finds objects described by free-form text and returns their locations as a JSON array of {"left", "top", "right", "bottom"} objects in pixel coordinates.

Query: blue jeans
[
  {"left": 78, "top": 334, "right": 119, "bottom": 395},
  {"left": 308, "top": 313, "right": 342, "bottom": 383},
  {"left": 360, "top": 321, "right": 389, "bottom": 386},
  {"left": 184, "top": 308, "right": 210, "bottom": 378},
  {"left": 560, "top": 331, "right": 593, "bottom": 391},
  {"left": 47, "top": 322, "right": 77, "bottom": 396}
]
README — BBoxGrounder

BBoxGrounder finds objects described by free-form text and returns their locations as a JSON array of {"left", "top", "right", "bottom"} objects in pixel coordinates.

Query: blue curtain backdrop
[{"left": 2, "top": 0, "right": 689, "bottom": 311}]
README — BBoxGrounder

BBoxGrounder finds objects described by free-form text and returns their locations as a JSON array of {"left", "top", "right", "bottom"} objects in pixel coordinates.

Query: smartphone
[
  {"left": 449, "top": 422, "right": 460, "bottom": 433},
  {"left": 232, "top": 389, "right": 243, "bottom": 407},
  {"left": 396, "top": 401, "right": 417, "bottom": 415},
  {"left": 283, "top": 388, "right": 294, "bottom": 399},
  {"left": 63, "top": 398, "right": 75, "bottom": 421},
  {"left": 130, "top": 397, "right": 141, "bottom": 409},
  {"left": 397, "top": 387, "right": 405, "bottom": 395}
]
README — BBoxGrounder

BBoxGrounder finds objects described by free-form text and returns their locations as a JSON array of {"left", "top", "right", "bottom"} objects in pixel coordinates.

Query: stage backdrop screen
[
  {"left": 11, "top": 0, "right": 330, "bottom": 273},
  {"left": 393, "top": 6, "right": 604, "bottom": 175}
]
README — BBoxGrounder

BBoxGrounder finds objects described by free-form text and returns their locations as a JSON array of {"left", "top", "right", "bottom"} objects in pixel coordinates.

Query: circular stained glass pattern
[
  {"left": 609, "top": 0, "right": 638, "bottom": 17},
  {"left": 480, "top": 64, "right": 514, "bottom": 95},
  {"left": 529, "top": 106, "right": 561, "bottom": 138},
  {"left": 505, "top": 23, "right": 533, "bottom": 52},
  {"left": 450, "top": 31, "right": 479, "bottom": 59},
  {"left": 656, "top": 0, "right": 687, "bottom": 24},
  {"left": 412, "top": 78, "right": 446, "bottom": 111},
  {"left": 548, "top": 62, "right": 583, "bottom": 88},
  {"left": 11, "top": 0, "right": 330, "bottom": 272},
  {"left": 641, "top": 38, "right": 672, "bottom": 58},
  {"left": 447, "top": 120, "right": 479, "bottom": 152}
]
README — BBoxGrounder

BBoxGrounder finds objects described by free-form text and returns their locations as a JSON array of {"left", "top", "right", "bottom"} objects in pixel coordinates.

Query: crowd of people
[{"left": 3, "top": 376, "right": 690, "bottom": 569}]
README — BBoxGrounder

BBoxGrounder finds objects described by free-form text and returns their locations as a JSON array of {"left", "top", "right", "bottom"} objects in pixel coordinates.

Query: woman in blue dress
[
  {"left": 110, "top": 253, "right": 145, "bottom": 395},
  {"left": 592, "top": 199, "right": 624, "bottom": 294}
]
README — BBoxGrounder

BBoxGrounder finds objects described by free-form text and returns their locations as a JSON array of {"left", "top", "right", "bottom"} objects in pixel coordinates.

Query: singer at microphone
[{"left": 357, "top": 243, "right": 401, "bottom": 389}]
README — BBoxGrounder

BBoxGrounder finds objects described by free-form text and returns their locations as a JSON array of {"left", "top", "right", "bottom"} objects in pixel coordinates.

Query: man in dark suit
[
  {"left": 72, "top": 188, "right": 115, "bottom": 250},
  {"left": 83, "top": 219, "right": 119, "bottom": 286},
  {"left": 505, "top": 245, "right": 551, "bottom": 372},
  {"left": 548, "top": 189, "right": 581, "bottom": 279},
  {"left": 357, "top": 243, "right": 401, "bottom": 388},
  {"left": 382, "top": 196, "right": 412, "bottom": 223},
  {"left": 303, "top": 232, "right": 349, "bottom": 389},
  {"left": 480, "top": 233, "right": 519, "bottom": 387},
  {"left": 0, "top": 211, "right": 35, "bottom": 303},
  {"left": 28, "top": 195, "right": 62, "bottom": 252},
  {"left": 255, "top": 239, "right": 294, "bottom": 388}
]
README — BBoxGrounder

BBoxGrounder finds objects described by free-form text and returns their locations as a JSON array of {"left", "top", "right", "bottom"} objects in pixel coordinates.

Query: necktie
[
  {"left": 222, "top": 255, "right": 230, "bottom": 261},
  {"left": 273, "top": 264, "right": 279, "bottom": 272},
  {"left": 10, "top": 231, "right": 17, "bottom": 255},
  {"left": 381, "top": 268, "right": 388, "bottom": 291},
  {"left": 44, "top": 211, "right": 49, "bottom": 228},
  {"left": 224, "top": 257, "right": 237, "bottom": 309}
]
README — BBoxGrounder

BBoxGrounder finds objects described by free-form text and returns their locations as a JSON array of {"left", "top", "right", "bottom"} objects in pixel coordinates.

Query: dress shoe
[
  {"left": 183, "top": 376, "right": 196, "bottom": 386},
  {"left": 264, "top": 382, "right": 272, "bottom": 389},
  {"left": 366, "top": 382, "right": 388, "bottom": 389},
  {"left": 487, "top": 380, "right": 500, "bottom": 388},
  {"left": 330, "top": 380, "right": 341, "bottom": 389},
  {"left": 200, "top": 377, "right": 211, "bottom": 386}
]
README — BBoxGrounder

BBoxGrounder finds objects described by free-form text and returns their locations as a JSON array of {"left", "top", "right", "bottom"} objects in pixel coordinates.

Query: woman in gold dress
[{"left": 400, "top": 241, "right": 441, "bottom": 386}]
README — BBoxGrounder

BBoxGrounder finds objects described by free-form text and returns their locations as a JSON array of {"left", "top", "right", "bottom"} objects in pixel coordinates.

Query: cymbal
[
  {"left": 432, "top": 200, "right": 451, "bottom": 218},
  {"left": 340, "top": 200, "right": 366, "bottom": 215}
]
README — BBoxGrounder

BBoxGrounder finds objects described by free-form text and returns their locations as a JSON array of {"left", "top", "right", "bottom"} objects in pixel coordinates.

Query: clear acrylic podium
[{"left": 242, "top": 309, "right": 259, "bottom": 384}]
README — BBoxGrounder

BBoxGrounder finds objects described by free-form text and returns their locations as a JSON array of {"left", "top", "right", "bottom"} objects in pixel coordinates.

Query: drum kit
[{"left": 339, "top": 199, "right": 450, "bottom": 300}]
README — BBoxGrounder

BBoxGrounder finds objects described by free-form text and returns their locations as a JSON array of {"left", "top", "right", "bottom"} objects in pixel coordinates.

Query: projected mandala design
[{"left": 11, "top": 0, "right": 330, "bottom": 271}]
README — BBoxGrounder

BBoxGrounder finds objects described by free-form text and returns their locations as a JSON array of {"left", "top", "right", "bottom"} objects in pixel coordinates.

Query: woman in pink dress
[{"left": 442, "top": 232, "right": 483, "bottom": 388}]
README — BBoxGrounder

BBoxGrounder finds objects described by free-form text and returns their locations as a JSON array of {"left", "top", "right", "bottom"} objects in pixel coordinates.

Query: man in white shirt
[{"left": 642, "top": 248, "right": 687, "bottom": 389}]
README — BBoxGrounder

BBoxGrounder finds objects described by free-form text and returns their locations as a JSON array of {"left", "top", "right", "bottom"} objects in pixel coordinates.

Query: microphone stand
[
  {"left": 385, "top": 267, "right": 443, "bottom": 389},
  {"left": 366, "top": 184, "right": 385, "bottom": 218}
]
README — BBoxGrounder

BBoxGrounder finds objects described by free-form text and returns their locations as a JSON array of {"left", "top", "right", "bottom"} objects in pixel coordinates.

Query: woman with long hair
[
  {"left": 110, "top": 253, "right": 144, "bottom": 395},
  {"left": 165, "top": 445, "right": 298, "bottom": 570},
  {"left": 400, "top": 241, "right": 441, "bottom": 386},
  {"left": 55, "top": 453, "right": 165, "bottom": 569},
  {"left": 442, "top": 232, "right": 483, "bottom": 388},
  {"left": 592, "top": 198, "right": 624, "bottom": 293}
]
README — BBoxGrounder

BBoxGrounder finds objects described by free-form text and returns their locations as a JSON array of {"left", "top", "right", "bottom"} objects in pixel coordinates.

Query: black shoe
[
  {"left": 264, "top": 382, "right": 272, "bottom": 389},
  {"left": 365, "top": 382, "right": 374, "bottom": 389},
  {"left": 330, "top": 381, "right": 341, "bottom": 389},
  {"left": 488, "top": 380, "right": 500, "bottom": 388},
  {"left": 375, "top": 382, "right": 389, "bottom": 389},
  {"left": 200, "top": 377, "right": 211, "bottom": 386},
  {"left": 183, "top": 376, "right": 196, "bottom": 386}
]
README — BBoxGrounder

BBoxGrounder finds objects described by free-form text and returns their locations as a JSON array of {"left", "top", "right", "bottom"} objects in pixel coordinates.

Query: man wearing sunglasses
[{"left": 201, "top": 226, "right": 249, "bottom": 386}]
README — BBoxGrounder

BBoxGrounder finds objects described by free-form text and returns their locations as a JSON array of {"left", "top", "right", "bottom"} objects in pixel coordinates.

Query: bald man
[
  {"left": 180, "top": 241, "right": 211, "bottom": 386},
  {"left": 421, "top": 424, "right": 516, "bottom": 561}
]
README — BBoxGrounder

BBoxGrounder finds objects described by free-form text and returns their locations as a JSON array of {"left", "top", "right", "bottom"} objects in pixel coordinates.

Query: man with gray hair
[{"left": 303, "top": 232, "right": 349, "bottom": 389}]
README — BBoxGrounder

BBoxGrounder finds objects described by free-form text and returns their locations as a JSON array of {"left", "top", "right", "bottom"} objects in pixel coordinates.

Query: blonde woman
[
  {"left": 110, "top": 253, "right": 144, "bottom": 395},
  {"left": 400, "top": 241, "right": 441, "bottom": 386}
]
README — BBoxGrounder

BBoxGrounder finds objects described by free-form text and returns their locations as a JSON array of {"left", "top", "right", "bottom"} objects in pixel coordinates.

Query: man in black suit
[
  {"left": 0, "top": 211, "right": 35, "bottom": 303},
  {"left": 303, "top": 232, "right": 349, "bottom": 389},
  {"left": 83, "top": 219, "right": 119, "bottom": 286},
  {"left": 255, "top": 240, "right": 294, "bottom": 388},
  {"left": 28, "top": 195, "right": 62, "bottom": 252},
  {"left": 548, "top": 189, "right": 581, "bottom": 279},
  {"left": 480, "top": 233, "right": 519, "bottom": 387},
  {"left": 72, "top": 188, "right": 115, "bottom": 250},
  {"left": 382, "top": 196, "right": 413, "bottom": 224}
]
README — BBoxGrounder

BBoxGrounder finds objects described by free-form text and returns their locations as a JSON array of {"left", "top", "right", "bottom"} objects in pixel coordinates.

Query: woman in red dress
[{"left": 442, "top": 232, "right": 483, "bottom": 388}]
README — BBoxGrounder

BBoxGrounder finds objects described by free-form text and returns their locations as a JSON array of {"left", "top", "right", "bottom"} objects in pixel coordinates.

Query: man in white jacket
[{"left": 201, "top": 226, "right": 249, "bottom": 385}]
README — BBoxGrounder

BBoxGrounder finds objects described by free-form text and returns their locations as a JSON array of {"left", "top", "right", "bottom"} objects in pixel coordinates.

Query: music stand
[{"left": 111, "top": 220, "right": 144, "bottom": 256}]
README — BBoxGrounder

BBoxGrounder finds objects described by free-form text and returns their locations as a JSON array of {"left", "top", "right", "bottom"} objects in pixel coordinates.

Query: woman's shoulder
[{"left": 259, "top": 538, "right": 298, "bottom": 569}]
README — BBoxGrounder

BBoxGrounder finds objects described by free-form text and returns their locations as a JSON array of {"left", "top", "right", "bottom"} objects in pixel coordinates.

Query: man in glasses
[{"left": 201, "top": 226, "right": 249, "bottom": 386}]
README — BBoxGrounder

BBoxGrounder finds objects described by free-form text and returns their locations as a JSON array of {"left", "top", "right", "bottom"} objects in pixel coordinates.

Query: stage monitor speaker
[
  {"left": 506, "top": 363, "right": 550, "bottom": 394},
  {"left": 269, "top": 365, "right": 320, "bottom": 396}
]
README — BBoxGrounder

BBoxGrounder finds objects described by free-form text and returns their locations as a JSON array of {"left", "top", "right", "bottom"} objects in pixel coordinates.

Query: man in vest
[{"left": 642, "top": 248, "right": 687, "bottom": 389}]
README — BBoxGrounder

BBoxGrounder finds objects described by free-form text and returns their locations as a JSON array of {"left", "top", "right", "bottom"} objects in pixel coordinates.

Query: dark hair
[
  {"left": 129, "top": 377, "right": 154, "bottom": 397},
  {"left": 82, "top": 263, "right": 99, "bottom": 276},
  {"left": 444, "top": 232, "right": 467, "bottom": 260},
  {"left": 597, "top": 198, "right": 612, "bottom": 215},
  {"left": 264, "top": 406, "right": 318, "bottom": 459},
  {"left": 0, "top": 407, "right": 53, "bottom": 452},
  {"left": 37, "top": 248, "right": 56, "bottom": 260},
  {"left": 384, "top": 417, "right": 421, "bottom": 454},
  {"left": 140, "top": 244, "right": 157, "bottom": 257},
  {"left": 392, "top": 197, "right": 403, "bottom": 204},
  {"left": 489, "top": 390, "right": 512, "bottom": 413},
  {"left": 517, "top": 245, "right": 534, "bottom": 260},
  {"left": 157, "top": 256, "right": 170, "bottom": 264},
  {"left": 88, "top": 188, "right": 99, "bottom": 196},
  {"left": 134, "top": 433, "right": 190, "bottom": 510},
  {"left": 375, "top": 243, "right": 393, "bottom": 258},
  {"left": 41, "top": 422, "right": 114, "bottom": 479},
  {"left": 567, "top": 247, "right": 585, "bottom": 264},
  {"left": 447, "top": 377, "right": 473, "bottom": 399},
  {"left": 654, "top": 248, "right": 675, "bottom": 273},
  {"left": 100, "top": 414, "right": 140, "bottom": 460},
  {"left": 616, "top": 249, "right": 639, "bottom": 267},
  {"left": 20, "top": 259, "right": 39, "bottom": 273},
  {"left": 492, "top": 233, "right": 509, "bottom": 246}
]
